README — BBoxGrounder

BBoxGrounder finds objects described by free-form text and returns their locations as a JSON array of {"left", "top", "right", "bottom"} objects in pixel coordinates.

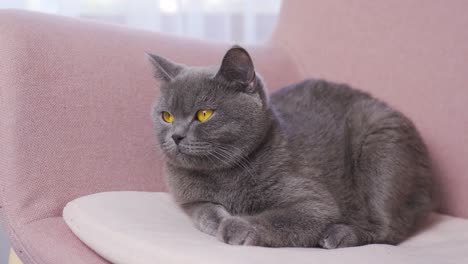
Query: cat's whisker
[
  {"left": 212, "top": 145, "right": 258, "bottom": 181},
  {"left": 215, "top": 144, "right": 255, "bottom": 171},
  {"left": 201, "top": 152, "right": 217, "bottom": 165},
  {"left": 209, "top": 150, "right": 234, "bottom": 169}
]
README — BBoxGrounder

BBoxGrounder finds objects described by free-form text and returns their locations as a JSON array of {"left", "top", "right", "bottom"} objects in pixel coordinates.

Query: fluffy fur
[{"left": 148, "top": 46, "right": 433, "bottom": 248}]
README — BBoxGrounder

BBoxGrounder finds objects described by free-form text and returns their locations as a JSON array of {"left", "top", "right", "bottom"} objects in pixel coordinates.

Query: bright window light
[{"left": 1, "top": 0, "right": 282, "bottom": 44}]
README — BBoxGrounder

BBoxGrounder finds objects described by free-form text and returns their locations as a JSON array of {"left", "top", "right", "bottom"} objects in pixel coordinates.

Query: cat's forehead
[{"left": 159, "top": 67, "right": 228, "bottom": 114}]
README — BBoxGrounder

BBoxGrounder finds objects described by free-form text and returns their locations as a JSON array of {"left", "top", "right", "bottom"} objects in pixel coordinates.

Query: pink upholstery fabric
[
  {"left": 274, "top": 0, "right": 468, "bottom": 218},
  {"left": 0, "top": 1, "right": 467, "bottom": 263},
  {"left": 0, "top": 10, "right": 300, "bottom": 264},
  {"left": 18, "top": 218, "right": 108, "bottom": 263}
]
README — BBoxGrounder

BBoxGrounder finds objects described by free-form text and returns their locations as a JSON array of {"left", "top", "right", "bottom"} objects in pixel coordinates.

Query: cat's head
[{"left": 148, "top": 46, "right": 271, "bottom": 170}]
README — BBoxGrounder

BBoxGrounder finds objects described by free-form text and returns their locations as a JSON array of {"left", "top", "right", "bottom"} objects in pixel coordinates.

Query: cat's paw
[
  {"left": 217, "top": 216, "right": 259, "bottom": 246},
  {"left": 193, "top": 204, "right": 230, "bottom": 236},
  {"left": 195, "top": 216, "right": 219, "bottom": 236},
  {"left": 318, "top": 224, "right": 360, "bottom": 249}
]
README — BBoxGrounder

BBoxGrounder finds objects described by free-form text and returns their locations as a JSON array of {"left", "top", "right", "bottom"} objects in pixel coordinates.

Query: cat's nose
[{"left": 172, "top": 134, "right": 185, "bottom": 145}]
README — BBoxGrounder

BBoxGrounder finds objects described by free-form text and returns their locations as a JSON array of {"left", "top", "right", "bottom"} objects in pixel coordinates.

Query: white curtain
[{"left": 1, "top": 0, "right": 282, "bottom": 44}]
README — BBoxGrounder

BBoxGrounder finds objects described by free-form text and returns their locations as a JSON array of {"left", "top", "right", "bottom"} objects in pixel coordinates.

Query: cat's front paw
[
  {"left": 192, "top": 204, "right": 230, "bottom": 236},
  {"left": 217, "top": 216, "right": 259, "bottom": 246},
  {"left": 318, "top": 224, "right": 360, "bottom": 249}
]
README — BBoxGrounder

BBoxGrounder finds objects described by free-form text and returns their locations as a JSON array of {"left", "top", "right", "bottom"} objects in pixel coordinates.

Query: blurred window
[{"left": 1, "top": 0, "right": 282, "bottom": 43}]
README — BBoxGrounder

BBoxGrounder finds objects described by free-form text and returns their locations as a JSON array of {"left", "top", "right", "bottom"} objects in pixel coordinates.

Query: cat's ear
[
  {"left": 215, "top": 45, "right": 256, "bottom": 86},
  {"left": 146, "top": 52, "right": 184, "bottom": 82}
]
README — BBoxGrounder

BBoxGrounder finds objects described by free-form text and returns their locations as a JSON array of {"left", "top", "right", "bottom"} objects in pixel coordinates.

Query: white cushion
[{"left": 63, "top": 192, "right": 468, "bottom": 264}]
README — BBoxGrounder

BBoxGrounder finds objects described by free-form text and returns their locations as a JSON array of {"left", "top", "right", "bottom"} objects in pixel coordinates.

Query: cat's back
[
  {"left": 270, "top": 79, "right": 371, "bottom": 133},
  {"left": 268, "top": 79, "right": 379, "bottom": 173},
  {"left": 271, "top": 79, "right": 369, "bottom": 118}
]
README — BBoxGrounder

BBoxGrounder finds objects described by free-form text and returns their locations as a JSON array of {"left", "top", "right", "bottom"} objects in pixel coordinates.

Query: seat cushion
[{"left": 63, "top": 192, "right": 468, "bottom": 264}]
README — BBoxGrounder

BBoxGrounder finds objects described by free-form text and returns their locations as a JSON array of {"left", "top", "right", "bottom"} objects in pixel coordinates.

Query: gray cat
[{"left": 148, "top": 46, "right": 433, "bottom": 248}]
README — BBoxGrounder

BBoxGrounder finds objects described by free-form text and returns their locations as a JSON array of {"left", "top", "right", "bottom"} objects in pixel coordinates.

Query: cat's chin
[
  {"left": 162, "top": 143, "right": 249, "bottom": 171},
  {"left": 164, "top": 152, "right": 235, "bottom": 171},
  {"left": 164, "top": 151, "right": 208, "bottom": 169}
]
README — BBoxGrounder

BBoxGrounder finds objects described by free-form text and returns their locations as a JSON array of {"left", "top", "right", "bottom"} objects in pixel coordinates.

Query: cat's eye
[
  {"left": 162, "top": 111, "right": 174, "bottom": 123},
  {"left": 196, "top": 109, "right": 213, "bottom": 122}
]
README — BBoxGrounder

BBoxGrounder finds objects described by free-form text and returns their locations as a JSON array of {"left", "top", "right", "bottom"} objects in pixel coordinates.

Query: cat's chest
[{"left": 168, "top": 167, "right": 271, "bottom": 215}]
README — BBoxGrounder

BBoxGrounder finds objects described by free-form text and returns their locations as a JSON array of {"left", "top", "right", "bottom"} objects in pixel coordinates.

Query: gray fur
[{"left": 148, "top": 46, "right": 433, "bottom": 248}]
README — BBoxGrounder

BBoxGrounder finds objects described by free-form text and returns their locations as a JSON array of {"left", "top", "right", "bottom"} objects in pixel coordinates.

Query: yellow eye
[
  {"left": 162, "top": 111, "right": 174, "bottom": 123},
  {"left": 196, "top": 109, "right": 213, "bottom": 122}
]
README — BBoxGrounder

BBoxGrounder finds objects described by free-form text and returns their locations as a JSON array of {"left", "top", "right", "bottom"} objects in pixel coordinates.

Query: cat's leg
[
  {"left": 181, "top": 202, "right": 231, "bottom": 236},
  {"left": 217, "top": 202, "right": 338, "bottom": 247}
]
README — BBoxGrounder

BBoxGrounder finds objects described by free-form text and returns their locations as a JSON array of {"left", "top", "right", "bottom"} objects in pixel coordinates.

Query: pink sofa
[{"left": 0, "top": 1, "right": 467, "bottom": 263}]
